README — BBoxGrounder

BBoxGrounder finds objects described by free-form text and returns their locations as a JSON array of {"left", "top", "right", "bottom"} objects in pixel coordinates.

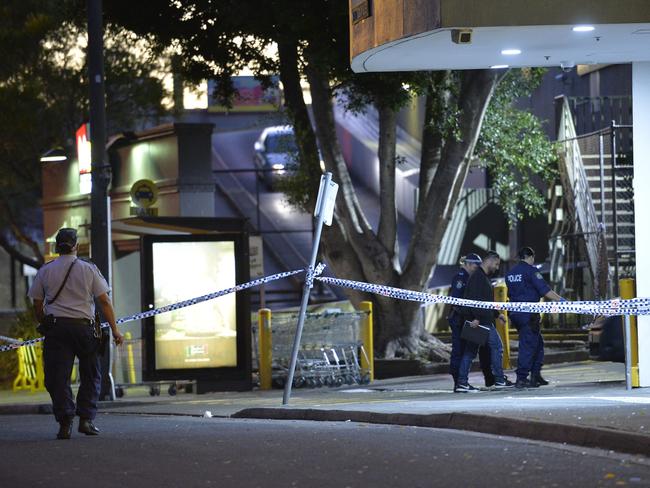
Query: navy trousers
[
  {"left": 43, "top": 322, "right": 100, "bottom": 423},
  {"left": 457, "top": 324, "right": 504, "bottom": 386},
  {"left": 510, "top": 312, "right": 544, "bottom": 381}
]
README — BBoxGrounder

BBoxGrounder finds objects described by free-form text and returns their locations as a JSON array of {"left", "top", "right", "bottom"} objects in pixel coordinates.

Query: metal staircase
[{"left": 551, "top": 96, "right": 635, "bottom": 299}]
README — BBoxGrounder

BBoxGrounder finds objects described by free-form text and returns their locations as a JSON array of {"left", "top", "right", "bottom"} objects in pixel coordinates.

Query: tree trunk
[
  {"left": 289, "top": 49, "right": 501, "bottom": 358},
  {"left": 277, "top": 39, "right": 321, "bottom": 210}
]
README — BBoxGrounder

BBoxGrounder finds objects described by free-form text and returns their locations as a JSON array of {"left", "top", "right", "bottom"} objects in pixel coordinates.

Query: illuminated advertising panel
[
  {"left": 141, "top": 232, "right": 252, "bottom": 388},
  {"left": 152, "top": 240, "right": 237, "bottom": 369}
]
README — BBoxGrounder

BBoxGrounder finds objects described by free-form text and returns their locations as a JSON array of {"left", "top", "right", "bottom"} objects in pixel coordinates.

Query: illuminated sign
[
  {"left": 208, "top": 76, "right": 280, "bottom": 112},
  {"left": 151, "top": 240, "right": 237, "bottom": 370},
  {"left": 76, "top": 123, "right": 92, "bottom": 194}
]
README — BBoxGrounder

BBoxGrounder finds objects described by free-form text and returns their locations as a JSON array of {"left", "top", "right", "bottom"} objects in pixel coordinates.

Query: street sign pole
[
  {"left": 624, "top": 314, "right": 633, "bottom": 391},
  {"left": 283, "top": 172, "right": 337, "bottom": 405}
]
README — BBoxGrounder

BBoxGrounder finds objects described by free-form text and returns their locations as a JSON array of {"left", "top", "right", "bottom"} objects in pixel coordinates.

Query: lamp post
[{"left": 87, "top": 0, "right": 113, "bottom": 400}]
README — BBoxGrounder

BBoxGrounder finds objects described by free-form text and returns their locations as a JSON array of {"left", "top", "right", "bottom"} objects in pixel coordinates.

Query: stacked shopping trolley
[{"left": 266, "top": 310, "right": 371, "bottom": 388}]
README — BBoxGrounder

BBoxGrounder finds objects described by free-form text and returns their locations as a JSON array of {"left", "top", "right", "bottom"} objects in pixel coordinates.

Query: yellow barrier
[
  {"left": 359, "top": 301, "right": 374, "bottom": 381},
  {"left": 493, "top": 283, "right": 511, "bottom": 369},
  {"left": 125, "top": 331, "right": 137, "bottom": 384},
  {"left": 620, "top": 278, "right": 639, "bottom": 387},
  {"left": 13, "top": 341, "right": 45, "bottom": 393},
  {"left": 258, "top": 309, "right": 272, "bottom": 390}
]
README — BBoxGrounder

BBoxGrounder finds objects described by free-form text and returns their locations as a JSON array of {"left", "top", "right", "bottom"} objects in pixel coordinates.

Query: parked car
[
  {"left": 588, "top": 315, "right": 625, "bottom": 362},
  {"left": 253, "top": 126, "right": 299, "bottom": 189}
]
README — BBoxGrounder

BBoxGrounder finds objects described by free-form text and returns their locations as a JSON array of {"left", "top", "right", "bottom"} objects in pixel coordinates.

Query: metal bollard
[
  {"left": 258, "top": 309, "right": 272, "bottom": 390},
  {"left": 619, "top": 278, "right": 639, "bottom": 388},
  {"left": 359, "top": 301, "right": 374, "bottom": 382},
  {"left": 125, "top": 332, "right": 137, "bottom": 385},
  {"left": 493, "top": 283, "right": 511, "bottom": 369}
]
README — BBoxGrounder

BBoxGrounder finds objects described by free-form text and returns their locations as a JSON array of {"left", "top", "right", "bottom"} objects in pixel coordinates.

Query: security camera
[
  {"left": 559, "top": 61, "right": 576, "bottom": 72},
  {"left": 451, "top": 29, "right": 473, "bottom": 44}
]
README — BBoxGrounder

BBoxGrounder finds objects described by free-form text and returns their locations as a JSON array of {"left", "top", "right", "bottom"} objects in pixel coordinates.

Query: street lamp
[
  {"left": 87, "top": 0, "right": 113, "bottom": 400},
  {"left": 40, "top": 148, "right": 68, "bottom": 163}
]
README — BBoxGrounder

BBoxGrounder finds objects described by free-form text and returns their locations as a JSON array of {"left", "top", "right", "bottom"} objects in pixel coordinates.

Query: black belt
[{"left": 50, "top": 317, "right": 94, "bottom": 326}]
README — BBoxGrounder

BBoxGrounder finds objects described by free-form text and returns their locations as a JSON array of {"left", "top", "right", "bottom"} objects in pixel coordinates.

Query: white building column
[{"left": 633, "top": 62, "right": 650, "bottom": 387}]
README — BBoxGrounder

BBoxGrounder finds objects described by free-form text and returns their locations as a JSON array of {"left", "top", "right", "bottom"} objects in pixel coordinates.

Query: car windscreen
[{"left": 265, "top": 133, "right": 298, "bottom": 153}]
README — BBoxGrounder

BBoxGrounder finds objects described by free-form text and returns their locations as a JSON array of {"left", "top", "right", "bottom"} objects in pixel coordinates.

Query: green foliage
[
  {"left": 0, "top": 2, "right": 166, "bottom": 265},
  {"left": 475, "top": 69, "right": 557, "bottom": 225},
  {"left": 0, "top": 300, "right": 39, "bottom": 388}
]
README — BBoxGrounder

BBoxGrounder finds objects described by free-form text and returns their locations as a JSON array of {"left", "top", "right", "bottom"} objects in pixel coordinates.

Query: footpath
[{"left": 2, "top": 360, "right": 649, "bottom": 457}]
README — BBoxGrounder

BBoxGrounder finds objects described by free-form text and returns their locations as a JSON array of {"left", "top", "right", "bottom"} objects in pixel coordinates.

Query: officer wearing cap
[
  {"left": 506, "top": 247, "right": 564, "bottom": 389},
  {"left": 28, "top": 227, "right": 124, "bottom": 440},
  {"left": 447, "top": 253, "right": 494, "bottom": 389}
]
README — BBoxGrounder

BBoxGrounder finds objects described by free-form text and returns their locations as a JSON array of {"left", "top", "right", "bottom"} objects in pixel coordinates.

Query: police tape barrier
[
  {"left": 0, "top": 335, "right": 22, "bottom": 344},
  {"left": 314, "top": 276, "right": 650, "bottom": 317},
  {"left": 0, "top": 267, "right": 307, "bottom": 353},
  {"left": 3, "top": 263, "right": 650, "bottom": 353}
]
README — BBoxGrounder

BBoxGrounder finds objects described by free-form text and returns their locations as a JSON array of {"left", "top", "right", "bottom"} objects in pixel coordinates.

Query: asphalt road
[{"left": 2, "top": 414, "right": 649, "bottom": 488}]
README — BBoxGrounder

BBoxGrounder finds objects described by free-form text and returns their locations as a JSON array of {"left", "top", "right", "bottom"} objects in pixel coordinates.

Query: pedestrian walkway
[{"left": 2, "top": 361, "right": 649, "bottom": 456}]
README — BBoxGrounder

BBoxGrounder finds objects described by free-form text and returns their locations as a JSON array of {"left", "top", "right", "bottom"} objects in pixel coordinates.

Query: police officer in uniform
[
  {"left": 506, "top": 247, "right": 564, "bottom": 389},
  {"left": 447, "top": 254, "right": 494, "bottom": 389},
  {"left": 28, "top": 228, "right": 124, "bottom": 439}
]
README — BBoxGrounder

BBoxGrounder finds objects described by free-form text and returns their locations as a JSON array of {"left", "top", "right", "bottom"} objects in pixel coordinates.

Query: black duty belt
[{"left": 50, "top": 317, "right": 94, "bottom": 326}]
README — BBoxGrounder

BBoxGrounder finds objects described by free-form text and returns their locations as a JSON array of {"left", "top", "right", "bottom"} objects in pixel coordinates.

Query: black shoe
[
  {"left": 494, "top": 378, "right": 515, "bottom": 389},
  {"left": 57, "top": 421, "right": 72, "bottom": 440},
  {"left": 78, "top": 419, "right": 100, "bottom": 436},
  {"left": 515, "top": 379, "right": 530, "bottom": 389},
  {"left": 484, "top": 372, "right": 495, "bottom": 388},
  {"left": 532, "top": 373, "right": 549, "bottom": 386},
  {"left": 454, "top": 383, "right": 480, "bottom": 393}
]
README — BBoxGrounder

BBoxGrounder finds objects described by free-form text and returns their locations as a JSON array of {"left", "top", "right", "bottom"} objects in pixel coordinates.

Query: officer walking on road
[
  {"left": 455, "top": 251, "right": 513, "bottom": 393},
  {"left": 506, "top": 247, "right": 564, "bottom": 389},
  {"left": 28, "top": 228, "right": 124, "bottom": 439},
  {"left": 447, "top": 254, "right": 495, "bottom": 389}
]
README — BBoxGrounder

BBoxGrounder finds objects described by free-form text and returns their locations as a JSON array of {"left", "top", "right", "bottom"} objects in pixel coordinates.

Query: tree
[
  {"left": 107, "top": 0, "right": 556, "bottom": 358},
  {"left": 0, "top": 1, "right": 166, "bottom": 268}
]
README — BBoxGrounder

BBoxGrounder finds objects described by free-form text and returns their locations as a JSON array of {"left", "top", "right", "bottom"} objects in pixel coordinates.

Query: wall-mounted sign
[
  {"left": 130, "top": 179, "right": 159, "bottom": 217},
  {"left": 249, "top": 235, "right": 264, "bottom": 279},
  {"left": 76, "top": 123, "right": 92, "bottom": 194},
  {"left": 351, "top": 0, "right": 371, "bottom": 24}
]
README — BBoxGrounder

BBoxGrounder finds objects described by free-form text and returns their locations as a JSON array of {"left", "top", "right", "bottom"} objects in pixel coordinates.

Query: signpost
[{"left": 283, "top": 173, "right": 338, "bottom": 405}]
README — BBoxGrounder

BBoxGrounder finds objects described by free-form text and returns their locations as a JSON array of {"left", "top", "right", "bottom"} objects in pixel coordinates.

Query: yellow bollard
[
  {"left": 258, "top": 309, "right": 272, "bottom": 390},
  {"left": 619, "top": 278, "right": 639, "bottom": 387},
  {"left": 125, "top": 331, "right": 137, "bottom": 385},
  {"left": 493, "top": 283, "right": 511, "bottom": 370},
  {"left": 359, "top": 301, "right": 374, "bottom": 382}
]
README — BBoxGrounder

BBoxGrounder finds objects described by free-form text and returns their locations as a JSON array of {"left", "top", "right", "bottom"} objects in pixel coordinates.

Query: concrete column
[{"left": 633, "top": 62, "right": 650, "bottom": 387}]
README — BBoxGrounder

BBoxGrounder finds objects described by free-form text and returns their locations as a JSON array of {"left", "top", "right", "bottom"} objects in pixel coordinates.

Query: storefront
[{"left": 41, "top": 122, "right": 253, "bottom": 391}]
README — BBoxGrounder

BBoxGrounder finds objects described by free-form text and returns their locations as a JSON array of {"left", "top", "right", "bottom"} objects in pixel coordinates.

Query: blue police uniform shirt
[
  {"left": 450, "top": 268, "right": 470, "bottom": 299},
  {"left": 506, "top": 261, "right": 551, "bottom": 303}
]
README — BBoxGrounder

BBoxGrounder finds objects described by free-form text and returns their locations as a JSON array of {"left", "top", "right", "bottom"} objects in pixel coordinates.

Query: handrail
[{"left": 556, "top": 97, "right": 602, "bottom": 285}]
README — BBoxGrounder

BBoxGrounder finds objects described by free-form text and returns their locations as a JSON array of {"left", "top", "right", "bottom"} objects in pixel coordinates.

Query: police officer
[
  {"left": 506, "top": 247, "right": 564, "bottom": 389},
  {"left": 447, "top": 254, "right": 494, "bottom": 389},
  {"left": 28, "top": 228, "right": 124, "bottom": 439}
]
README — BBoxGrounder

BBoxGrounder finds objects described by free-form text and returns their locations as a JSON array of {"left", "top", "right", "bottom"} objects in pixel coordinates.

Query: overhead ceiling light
[
  {"left": 572, "top": 25, "right": 595, "bottom": 32},
  {"left": 40, "top": 147, "right": 68, "bottom": 163},
  {"left": 501, "top": 49, "right": 521, "bottom": 56},
  {"left": 490, "top": 64, "right": 509, "bottom": 69}
]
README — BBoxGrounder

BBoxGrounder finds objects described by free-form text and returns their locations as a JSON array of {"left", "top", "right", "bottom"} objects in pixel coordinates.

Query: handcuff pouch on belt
[{"left": 93, "top": 310, "right": 109, "bottom": 356}]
